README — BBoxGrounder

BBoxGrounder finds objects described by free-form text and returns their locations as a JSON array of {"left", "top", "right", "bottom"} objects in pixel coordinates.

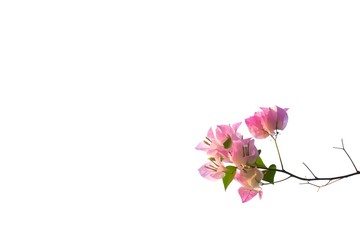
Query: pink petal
[
  {"left": 274, "top": 106, "right": 288, "bottom": 130},
  {"left": 195, "top": 141, "right": 209, "bottom": 151},
  {"left": 234, "top": 172, "right": 242, "bottom": 183},
  {"left": 260, "top": 107, "right": 277, "bottom": 134},
  {"left": 206, "top": 127, "right": 215, "bottom": 140},
  {"left": 230, "top": 141, "right": 246, "bottom": 167},
  {"left": 238, "top": 187, "right": 258, "bottom": 203},
  {"left": 198, "top": 163, "right": 223, "bottom": 181},
  {"left": 215, "top": 125, "right": 230, "bottom": 143},
  {"left": 212, "top": 171, "right": 225, "bottom": 179},
  {"left": 245, "top": 115, "right": 269, "bottom": 139},
  {"left": 232, "top": 122, "right": 242, "bottom": 133},
  {"left": 231, "top": 138, "right": 258, "bottom": 167},
  {"left": 245, "top": 138, "right": 259, "bottom": 165},
  {"left": 236, "top": 168, "right": 263, "bottom": 189},
  {"left": 198, "top": 164, "right": 216, "bottom": 181}
]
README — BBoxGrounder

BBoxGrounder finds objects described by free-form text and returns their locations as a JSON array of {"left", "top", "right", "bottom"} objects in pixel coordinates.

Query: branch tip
[
  {"left": 303, "top": 162, "right": 317, "bottom": 178},
  {"left": 334, "top": 138, "right": 358, "bottom": 172}
]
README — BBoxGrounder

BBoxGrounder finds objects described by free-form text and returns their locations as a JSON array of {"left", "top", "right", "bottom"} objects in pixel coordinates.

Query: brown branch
[
  {"left": 259, "top": 139, "right": 360, "bottom": 187},
  {"left": 258, "top": 166, "right": 360, "bottom": 182}
]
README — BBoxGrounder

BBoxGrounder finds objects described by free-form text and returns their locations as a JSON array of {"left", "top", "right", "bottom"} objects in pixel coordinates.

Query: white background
[{"left": 1, "top": 0, "right": 360, "bottom": 239}]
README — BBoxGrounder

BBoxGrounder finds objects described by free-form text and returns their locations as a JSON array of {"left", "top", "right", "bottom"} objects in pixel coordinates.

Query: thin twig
[
  {"left": 300, "top": 182, "right": 322, "bottom": 192},
  {"left": 333, "top": 139, "right": 359, "bottom": 172},
  {"left": 262, "top": 176, "right": 292, "bottom": 185},
  {"left": 303, "top": 162, "right": 317, "bottom": 178},
  {"left": 271, "top": 135, "right": 284, "bottom": 170},
  {"left": 299, "top": 179, "right": 343, "bottom": 191}
]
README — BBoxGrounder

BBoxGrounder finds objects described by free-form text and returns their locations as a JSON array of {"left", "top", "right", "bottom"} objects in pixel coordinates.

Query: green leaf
[
  {"left": 222, "top": 166, "right": 237, "bottom": 191},
  {"left": 223, "top": 137, "right": 232, "bottom": 149},
  {"left": 263, "top": 164, "right": 276, "bottom": 184},
  {"left": 255, "top": 156, "right": 267, "bottom": 168}
]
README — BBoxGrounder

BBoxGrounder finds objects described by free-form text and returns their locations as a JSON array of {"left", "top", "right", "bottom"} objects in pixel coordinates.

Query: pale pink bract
[
  {"left": 238, "top": 187, "right": 263, "bottom": 203},
  {"left": 198, "top": 159, "right": 226, "bottom": 181}
]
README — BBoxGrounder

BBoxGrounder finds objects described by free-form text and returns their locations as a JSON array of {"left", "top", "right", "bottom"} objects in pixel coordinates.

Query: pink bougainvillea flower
[
  {"left": 215, "top": 122, "right": 243, "bottom": 144},
  {"left": 230, "top": 138, "right": 258, "bottom": 167},
  {"left": 235, "top": 168, "right": 263, "bottom": 203},
  {"left": 236, "top": 168, "right": 263, "bottom": 189},
  {"left": 195, "top": 122, "right": 242, "bottom": 161},
  {"left": 245, "top": 106, "right": 288, "bottom": 139},
  {"left": 198, "top": 158, "right": 226, "bottom": 181},
  {"left": 260, "top": 106, "right": 288, "bottom": 132},
  {"left": 195, "top": 128, "right": 228, "bottom": 160}
]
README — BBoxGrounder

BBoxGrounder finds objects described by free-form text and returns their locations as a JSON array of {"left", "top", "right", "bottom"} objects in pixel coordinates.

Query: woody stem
[{"left": 258, "top": 166, "right": 360, "bottom": 182}]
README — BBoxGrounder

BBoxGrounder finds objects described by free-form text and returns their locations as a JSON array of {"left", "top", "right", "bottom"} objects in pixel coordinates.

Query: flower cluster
[{"left": 196, "top": 106, "right": 289, "bottom": 203}]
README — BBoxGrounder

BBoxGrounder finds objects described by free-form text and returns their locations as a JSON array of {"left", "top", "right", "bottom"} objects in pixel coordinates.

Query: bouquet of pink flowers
[{"left": 196, "top": 106, "right": 359, "bottom": 203}]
